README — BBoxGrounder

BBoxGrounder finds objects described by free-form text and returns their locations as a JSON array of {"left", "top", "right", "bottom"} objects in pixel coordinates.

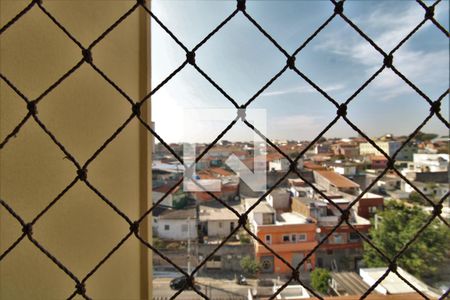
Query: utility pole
[{"left": 187, "top": 217, "right": 191, "bottom": 274}]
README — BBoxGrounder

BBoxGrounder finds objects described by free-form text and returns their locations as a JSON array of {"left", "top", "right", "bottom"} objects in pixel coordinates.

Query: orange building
[
  {"left": 245, "top": 198, "right": 318, "bottom": 274},
  {"left": 291, "top": 196, "right": 371, "bottom": 271}
]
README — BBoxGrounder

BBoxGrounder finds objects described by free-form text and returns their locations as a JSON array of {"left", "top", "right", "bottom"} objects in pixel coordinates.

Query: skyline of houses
[{"left": 150, "top": 132, "right": 448, "bottom": 290}]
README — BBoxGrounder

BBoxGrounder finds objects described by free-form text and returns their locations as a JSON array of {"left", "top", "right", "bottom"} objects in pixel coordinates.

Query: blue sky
[{"left": 151, "top": 0, "right": 449, "bottom": 143}]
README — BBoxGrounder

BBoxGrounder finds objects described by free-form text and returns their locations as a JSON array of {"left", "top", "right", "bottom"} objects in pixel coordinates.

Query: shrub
[
  {"left": 238, "top": 232, "right": 251, "bottom": 244},
  {"left": 240, "top": 256, "right": 261, "bottom": 276},
  {"left": 311, "top": 268, "right": 331, "bottom": 295}
]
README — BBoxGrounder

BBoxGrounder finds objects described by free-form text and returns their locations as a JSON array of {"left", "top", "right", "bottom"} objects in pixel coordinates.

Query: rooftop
[
  {"left": 199, "top": 205, "right": 240, "bottom": 221},
  {"left": 315, "top": 170, "right": 360, "bottom": 188},
  {"left": 275, "top": 212, "right": 310, "bottom": 225},
  {"left": 331, "top": 272, "right": 371, "bottom": 296},
  {"left": 359, "top": 268, "right": 438, "bottom": 298},
  {"left": 245, "top": 198, "right": 276, "bottom": 214},
  {"left": 158, "top": 207, "right": 196, "bottom": 220}
]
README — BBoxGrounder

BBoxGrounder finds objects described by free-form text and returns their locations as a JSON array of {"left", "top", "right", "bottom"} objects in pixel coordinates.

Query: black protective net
[{"left": 1, "top": 0, "right": 449, "bottom": 299}]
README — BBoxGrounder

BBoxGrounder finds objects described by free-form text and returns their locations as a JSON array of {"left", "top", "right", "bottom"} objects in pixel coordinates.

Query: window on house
[
  {"left": 265, "top": 234, "right": 272, "bottom": 244},
  {"left": 218, "top": 222, "right": 223, "bottom": 228},
  {"left": 368, "top": 206, "right": 377, "bottom": 214},
  {"left": 291, "top": 234, "right": 296, "bottom": 242},
  {"left": 283, "top": 235, "right": 290, "bottom": 242},
  {"left": 181, "top": 224, "right": 188, "bottom": 232},
  {"left": 332, "top": 233, "right": 345, "bottom": 244},
  {"left": 297, "top": 233, "right": 307, "bottom": 242},
  {"left": 349, "top": 232, "right": 360, "bottom": 242},
  {"left": 262, "top": 213, "right": 274, "bottom": 225},
  {"left": 164, "top": 225, "right": 170, "bottom": 231}
]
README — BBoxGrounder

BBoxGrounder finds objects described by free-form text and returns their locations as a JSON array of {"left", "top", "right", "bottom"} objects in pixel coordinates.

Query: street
[{"left": 152, "top": 277, "right": 250, "bottom": 300}]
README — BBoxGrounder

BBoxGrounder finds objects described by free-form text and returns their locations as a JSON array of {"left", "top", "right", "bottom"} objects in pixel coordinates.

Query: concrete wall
[
  {"left": 1, "top": 2, "right": 151, "bottom": 299},
  {"left": 152, "top": 191, "right": 173, "bottom": 208},
  {"left": 207, "top": 219, "right": 237, "bottom": 238},
  {"left": 156, "top": 219, "right": 197, "bottom": 241}
]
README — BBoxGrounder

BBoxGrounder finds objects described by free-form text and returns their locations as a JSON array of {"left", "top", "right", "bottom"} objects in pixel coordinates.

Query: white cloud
[
  {"left": 261, "top": 83, "right": 345, "bottom": 97},
  {"left": 315, "top": 3, "right": 449, "bottom": 100}
]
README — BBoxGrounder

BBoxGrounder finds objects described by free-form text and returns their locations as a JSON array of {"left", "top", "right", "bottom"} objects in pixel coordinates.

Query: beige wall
[{"left": 1, "top": 1, "right": 151, "bottom": 299}]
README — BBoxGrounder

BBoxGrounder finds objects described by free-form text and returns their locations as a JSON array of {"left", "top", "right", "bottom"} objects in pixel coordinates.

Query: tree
[
  {"left": 240, "top": 256, "right": 261, "bottom": 276},
  {"left": 173, "top": 196, "right": 190, "bottom": 209},
  {"left": 414, "top": 131, "right": 438, "bottom": 142},
  {"left": 408, "top": 191, "right": 429, "bottom": 206},
  {"left": 311, "top": 268, "right": 331, "bottom": 295},
  {"left": 363, "top": 201, "right": 450, "bottom": 280}
]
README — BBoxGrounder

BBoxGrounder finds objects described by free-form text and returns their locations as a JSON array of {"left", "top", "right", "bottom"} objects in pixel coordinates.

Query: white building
[
  {"left": 408, "top": 153, "right": 449, "bottom": 172},
  {"left": 359, "top": 267, "right": 439, "bottom": 298},
  {"left": 328, "top": 162, "right": 357, "bottom": 176},
  {"left": 273, "top": 285, "right": 310, "bottom": 299},
  {"left": 359, "top": 141, "right": 401, "bottom": 157},
  {"left": 401, "top": 181, "right": 449, "bottom": 199},
  {"left": 199, "top": 205, "right": 240, "bottom": 239},
  {"left": 155, "top": 208, "right": 197, "bottom": 241}
]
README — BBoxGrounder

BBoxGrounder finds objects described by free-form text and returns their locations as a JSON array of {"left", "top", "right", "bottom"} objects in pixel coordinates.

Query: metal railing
[{"left": 1, "top": 0, "right": 449, "bottom": 299}]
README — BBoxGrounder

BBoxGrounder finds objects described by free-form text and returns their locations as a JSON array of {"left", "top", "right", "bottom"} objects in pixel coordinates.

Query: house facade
[{"left": 245, "top": 198, "right": 317, "bottom": 274}]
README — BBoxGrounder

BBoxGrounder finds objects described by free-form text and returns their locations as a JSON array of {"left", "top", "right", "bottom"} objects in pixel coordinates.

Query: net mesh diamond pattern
[{"left": 1, "top": 0, "right": 449, "bottom": 299}]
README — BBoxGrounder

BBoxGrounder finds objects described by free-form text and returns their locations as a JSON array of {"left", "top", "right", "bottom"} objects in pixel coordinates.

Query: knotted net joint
[
  {"left": 287, "top": 56, "right": 296, "bottom": 70},
  {"left": 27, "top": 101, "right": 38, "bottom": 115},
  {"left": 384, "top": 54, "right": 393, "bottom": 68},
  {"left": 237, "top": 107, "right": 246, "bottom": 121},
  {"left": 291, "top": 269, "right": 300, "bottom": 281},
  {"left": 425, "top": 6, "right": 435, "bottom": 19},
  {"left": 433, "top": 204, "right": 443, "bottom": 216},
  {"left": 77, "top": 168, "right": 88, "bottom": 181},
  {"left": 430, "top": 101, "right": 441, "bottom": 114},
  {"left": 136, "top": 0, "right": 145, "bottom": 6},
  {"left": 289, "top": 162, "right": 299, "bottom": 174},
  {"left": 130, "top": 221, "right": 140, "bottom": 234},
  {"left": 82, "top": 49, "right": 93, "bottom": 64},
  {"left": 33, "top": 0, "right": 43, "bottom": 5},
  {"left": 389, "top": 262, "right": 397, "bottom": 273},
  {"left": 22, "top": 223, "right": 33, "bottom": 236},
  {"left": 237, "top": 0, "right": 246, "bottom": 11},
  {"left": 334, "top": 1, "right": 344, "bottom": 14},
  {"left": 238, "top": 214, "right": 248, "bottom": 227},
  {"left": 76, "top": 282, "right": 86, "bottom": 295},
  {"left": 186, "top": 51, "right": 196, "bottom": 65},
  {"left": 132, "top": 102, "right": 141, "bottom": 116},
  {"left": 387, "top": 159, "right": 395, "bottom": 170},
  {"left": 337, "top": 103, "right": 347, "bottom": 117},
  {"left": 340, "top": 209, "right": 350, "bottom": 222}
]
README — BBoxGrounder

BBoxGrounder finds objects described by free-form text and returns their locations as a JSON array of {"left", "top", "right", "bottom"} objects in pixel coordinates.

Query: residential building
[
  {"left": 401, "top": 181, "right": 449, "bottom": 199},
  {"left": 313, "top": 170, "right": 361, "bottom": 195},
  {"left": 314, "top": 143, "right": 332, "bottom": 154},
  {"left": 360, "top": 141, "right": 401, "bottom": 157},
  {"left": 189, "top": 169, "right": 239, "bottom": 202},
  {"left": 245, "top": 198, "right": 317, "bottom": 274},
  {"left": 370, "top": 156, "right": 388, "bottom": 169},
  {"left": 267, "top": 153, "right": 290, "bottom": 171},
  {"left": 354, "top": 193, "right": 384, "bottom": 219},
  {"left": 326, "top": 161, "right": 358, "bottom": 176},
  {"left": 266, "top": 188, "right": 291, "bottom": 213},
  {"left": 155, "top": 208, "right": 197, "bottom": 241},
  {"left": 359, "top": 268, "right": 440, "bottom": 298},
  {"left": 199, "top": 204, "right": 240, "bottom": 240},
  {"left": 408, "top": 153, "right": 449, "bottom": 172},
  {"left": 332, "top": 143, "right": 360, "bottom": 158},
  {"left": 152, "top": 183, "right": 180, "bottom": 208},
  {"left": 303, "top": 161, "right": 327, "bottom": 171},
  {"left": 291, "top": 197, "right": 371, "bottom": 271},
  {"left": 330, "top": 272, "right": 370, "bottom": 296}
]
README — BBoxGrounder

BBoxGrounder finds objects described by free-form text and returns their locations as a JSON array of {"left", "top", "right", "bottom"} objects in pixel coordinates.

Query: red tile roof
[{"left": 315, "top": 170, "right": 360, "bottom": 188}]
